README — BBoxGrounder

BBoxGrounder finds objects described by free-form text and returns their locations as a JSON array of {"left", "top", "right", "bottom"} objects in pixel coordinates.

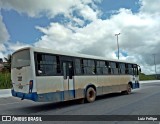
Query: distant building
[{"left": 0, "top": 58, "right": 3, "bottom": 63}]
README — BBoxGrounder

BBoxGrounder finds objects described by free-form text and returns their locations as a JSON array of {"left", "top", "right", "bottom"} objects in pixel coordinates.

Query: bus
[{"left": 11, "top": 47, "right": 140, "bottom": 103}]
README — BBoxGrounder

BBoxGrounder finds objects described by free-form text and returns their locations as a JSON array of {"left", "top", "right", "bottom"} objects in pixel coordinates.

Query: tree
[{"left": 4, "top": 54, "right": 12, "bottom": 72}]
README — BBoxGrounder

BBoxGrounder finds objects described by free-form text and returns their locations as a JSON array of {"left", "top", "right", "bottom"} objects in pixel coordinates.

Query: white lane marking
[{"left": 0, "top": 102, "right": 21, "bottom": 106}]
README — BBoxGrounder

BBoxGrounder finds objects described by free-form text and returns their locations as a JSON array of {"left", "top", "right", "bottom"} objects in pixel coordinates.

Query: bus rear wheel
[{"left": 86, "top": 87, "right": 96, "bottom": 103}]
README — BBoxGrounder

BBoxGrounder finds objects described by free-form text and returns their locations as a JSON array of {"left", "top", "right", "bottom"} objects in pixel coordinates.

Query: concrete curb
[
  {"left": 0, "top": 89, "right": 11, "bottom": 98},
  {"left": 0, "top": 80, "right": 160, "bottom": 98},
  {"left": 140, "top": 80, "right": 160, "bottom": 84}
]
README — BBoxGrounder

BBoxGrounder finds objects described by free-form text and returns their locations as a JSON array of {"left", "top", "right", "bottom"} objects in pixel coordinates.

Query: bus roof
[{"left": 13, "top": 47, "right": 137, "bottom": 65}]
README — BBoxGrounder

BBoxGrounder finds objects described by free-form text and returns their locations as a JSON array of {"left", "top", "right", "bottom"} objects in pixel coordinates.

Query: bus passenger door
[
  {"left": 132, "top": 66, "right": 139, "bottom": 89},
  {"left": 62, "top": 61, "right": 75, "bottom": 101}
]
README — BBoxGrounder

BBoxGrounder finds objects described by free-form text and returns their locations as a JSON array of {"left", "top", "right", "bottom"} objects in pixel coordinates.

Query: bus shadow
[
  {"left": 17, "top": 100, "right": 80, "bottom": 114},
  {"left": 96, "top": 92, "right": 123, "bottom": 101},
  {"left": 19, "top": 92, "right": 127, "bottom": 113}
]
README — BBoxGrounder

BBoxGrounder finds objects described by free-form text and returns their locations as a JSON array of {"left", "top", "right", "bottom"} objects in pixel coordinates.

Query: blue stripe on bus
[
  {"left": 37, "top": 91, "right": 64, "bottom": 102},
  {"left": 11, "top": 89, "right": 75, "bottom": 102},
  {"left": 11, "top": 89, "right": 38, "bottom": 101},
  {"left": 37, "top": 90, "right": 75, "bottom": 102}
]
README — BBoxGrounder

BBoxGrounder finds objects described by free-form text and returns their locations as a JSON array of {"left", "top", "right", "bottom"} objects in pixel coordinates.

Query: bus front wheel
[
  {"left": 86, "top": 87, "right": 96, "bottom": 103},
  {"left": 122, "top": 84, "right": 132, "bottom": 95}
]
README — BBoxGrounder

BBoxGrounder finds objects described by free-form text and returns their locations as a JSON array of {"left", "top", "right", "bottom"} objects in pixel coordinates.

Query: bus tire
[
  {"left": 86, "top": 87, "right": 96, "bottom": 103},
  {"left": 122, "top": 84, "right": 132, "bottom": 95}
]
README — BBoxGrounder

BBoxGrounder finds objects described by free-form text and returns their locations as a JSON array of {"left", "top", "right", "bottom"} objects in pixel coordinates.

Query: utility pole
[
  {"left": 115, "top": 33, "right": 120, "bottom": 59},
  {"left": 152, "top": 54, "right": 157, "bottom": 79}
]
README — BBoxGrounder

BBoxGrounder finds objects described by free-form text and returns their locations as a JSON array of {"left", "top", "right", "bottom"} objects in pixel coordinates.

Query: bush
[
  {"left": 0, "top": 71, "right": 12, "bottom": 89},
  {"left": 139, "top": 73, "right": 156, "bottom": 81}
]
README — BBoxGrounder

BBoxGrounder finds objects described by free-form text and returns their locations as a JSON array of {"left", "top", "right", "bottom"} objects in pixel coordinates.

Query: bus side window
[
  {"left": 63, "top": 63, "right": 67, "bottom": 79},
  {"left": 83, "top": 59, "right": 88, "bottom": 74},
  {"left": 82, "top": 59, "right": 95, "bottom": 75},
  {"left": 125, "top": 64, "right": 129, "bottom": 74},
  {"left": 75, "top": 59, "right": 81, "bottom": 75},
  {"left": 128, "top": 64, "right": 133, "bottom": 75},
  {"left": 108, "top": 62, "right": 111, "bottom": 74},
  {"left": 56, "top": 56, "right": 61, "bottom": 74},
  {"left": 109, "top": 62, "right": 118, "bottom": 75},
  {"left": 96, "top": 61, "right": 101, "bottom": 75},
  {"left": 35, "top": 53, "right": 57, "bottom": 76},
  {"left": 96, "top": 61, "right": 106, "bottom": 75},
  {"left": 119, "top": 63, "right": 125, "bottom": 74},
  {"left": 116, "top": 62, "right": 119, "bottom": 74},
  {"left": 88, "top": 59, "right": 95, "bottom": 75},
  {"left": 81, "top": 59, "right": 84, "bottom": 74},
  {"left": 103, "top": 61, "right": 108, "bottom": 75}
]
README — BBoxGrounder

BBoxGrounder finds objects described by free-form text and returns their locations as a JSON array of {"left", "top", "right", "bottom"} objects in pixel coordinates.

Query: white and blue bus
[{"left": 11, "top": 47, "right": 140, "bottom": 103}]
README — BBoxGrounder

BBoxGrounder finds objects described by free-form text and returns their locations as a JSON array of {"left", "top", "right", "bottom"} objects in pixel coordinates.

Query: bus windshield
[{"left": 12, "top": 49, "right": 30, "bottom": 68}]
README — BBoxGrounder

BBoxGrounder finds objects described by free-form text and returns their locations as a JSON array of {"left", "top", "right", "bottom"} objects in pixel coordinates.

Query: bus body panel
[
  {"left": 36, "top": 76, "right": 64, "bottom": 94},
  {"left": 11, "top": 48, "right": 38, "bottom": 101},
  {"left": 74, "top": 75, "right": 133, "bottom": 98},
  {"left": 97, "top": 75, "right": 130, "bottom": 94},
  {"left": 74, "top": 76, "right": 98, "bottom": 89},
  {"left": 35, "top": 76, "right": 64, "bottom": 102},
  {"left": 35, "top": 76, "right": 75, "bottom": 102},
  {"left": 11, "top": 66, "right": 35, "bottom": 93},
  {"left": 74, "top": 76, "right": 97, "bottom": 99}
]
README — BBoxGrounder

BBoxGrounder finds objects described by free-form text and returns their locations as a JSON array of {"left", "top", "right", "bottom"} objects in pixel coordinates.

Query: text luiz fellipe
[{"left": 138, "top": 116, "right": 157, "bottom": 121}]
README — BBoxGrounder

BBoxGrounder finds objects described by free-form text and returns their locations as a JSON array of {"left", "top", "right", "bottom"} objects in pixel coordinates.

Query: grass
[
  {"left": 0, "top": 72, "right": 12, "bottom": 89},
  {"left": 139, "top": 73, "right": 156, "bottom": 81}
]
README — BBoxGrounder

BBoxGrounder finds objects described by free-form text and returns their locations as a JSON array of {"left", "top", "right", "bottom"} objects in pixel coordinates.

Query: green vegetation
[
  {"left": 0, "top": 72, "right": 12, "bottom": 89},
  {"left": 4, "top": 54, "right": 12, "bottom": 72},
  {"left": 139, "top": 73, "right": 156, "bottom": 81},
  {"left": 0, "top": 54, "right": 12, "bottom": 89}
]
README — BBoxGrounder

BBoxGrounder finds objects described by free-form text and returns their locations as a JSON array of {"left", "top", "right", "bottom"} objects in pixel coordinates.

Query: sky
[{"left": 0, "top": 0, "right": 160, "bottom": 75}]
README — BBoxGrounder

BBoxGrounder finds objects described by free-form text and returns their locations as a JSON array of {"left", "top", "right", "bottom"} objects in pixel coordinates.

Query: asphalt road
[{"left": 0, "top": 82, "right": 160, "bottom": 124}]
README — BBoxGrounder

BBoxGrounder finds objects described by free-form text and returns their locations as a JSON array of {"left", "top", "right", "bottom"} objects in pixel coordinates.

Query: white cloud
[
  {"left": 0, "top": 0, "right": 101, "bottom": 21},
  {"left": 0, "top": 41, "right": 31, "bottom": 59},
  {"left": 6, "top": 41, "right": 31, "bottom": 52},
  {"left": 0, "top": 44, "right": 6, "bottom": 52},
  {"left": 0, "top": 0, "right": 101, "bottom": 58},
  {"left": 139, "top": 0, "right": 160, "bottom": 14},
  {"left": 0, "top": 14, "right": 9, "bottom": 59},
  {"left": 78, "top": 4, "right": 99, "bottom": 21},
  {"left": 0, "top": 14, "right": 9, "bottom": 45},
  {"left": 0, "top": 0, "right": 76, "bottom": 18}
]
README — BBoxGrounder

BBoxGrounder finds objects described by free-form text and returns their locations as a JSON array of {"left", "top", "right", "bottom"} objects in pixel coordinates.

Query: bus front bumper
[{"left": 11, "top": 89, "right": 38, "bottom": 101}]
